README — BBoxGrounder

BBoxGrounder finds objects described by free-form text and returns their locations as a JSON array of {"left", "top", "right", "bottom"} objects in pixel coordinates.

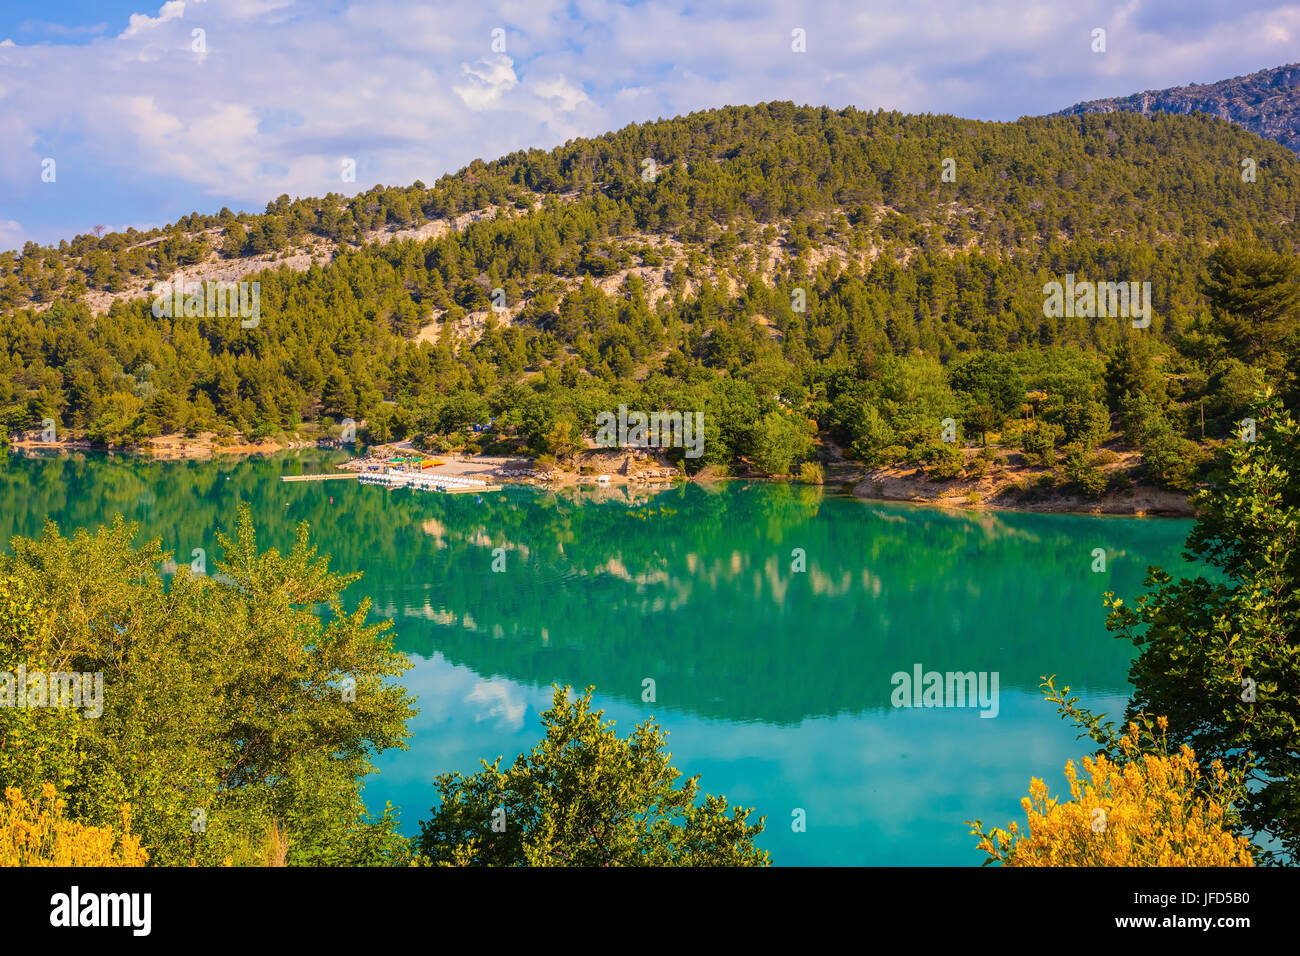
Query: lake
[{"left": 0, "top": 447, "right": 1196, "bottom": 865}]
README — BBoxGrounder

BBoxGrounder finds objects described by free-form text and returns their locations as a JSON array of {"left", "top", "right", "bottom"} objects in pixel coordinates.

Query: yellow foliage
[
  {"left": 0, "top": 783, "right": 148, "bottom": 867},
  {"left": 260, "top": 819, "right": 289, "bottom": 867},
  {"left": 219, "top": 818, "right": 292, "bottom": 867},
  {"left": 972, "top": 720, "right": 1254, "bottom": 867}
]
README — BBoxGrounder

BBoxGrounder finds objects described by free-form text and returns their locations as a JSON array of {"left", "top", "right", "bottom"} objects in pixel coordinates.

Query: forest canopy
[{"left": 2, "top": 103, "right": 1298, "bottom": 488}]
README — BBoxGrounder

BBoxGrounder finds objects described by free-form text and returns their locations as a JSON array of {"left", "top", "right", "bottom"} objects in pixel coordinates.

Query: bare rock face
[{"left": 1053, "top": 62, "right": 1300, "bottom": 155}]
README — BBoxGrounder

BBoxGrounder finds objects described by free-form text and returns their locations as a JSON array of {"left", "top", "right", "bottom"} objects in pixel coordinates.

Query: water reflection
[{"left": 0, "top": 449, "right": 1195, "bottom": 863}]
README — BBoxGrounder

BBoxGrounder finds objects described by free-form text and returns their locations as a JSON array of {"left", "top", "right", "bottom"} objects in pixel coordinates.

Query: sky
[{"left": 0, "top": 0, "right": 1297, "bottom": 251}]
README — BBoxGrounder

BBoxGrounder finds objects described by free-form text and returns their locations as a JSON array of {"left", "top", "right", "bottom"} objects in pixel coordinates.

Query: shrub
[
  {"left": 0, "top": 783, "right": 148, "bottom": 867},
  {"left": 1062, "top": 443, "right": 1108, "bottom": 497},
  {"left": 416, "top": 687, "right": 769, "bottom": 866},
  {"left": 970, "top": 719, "right": 1253, "bottom": 867},
  {"left": 929, "top": 458, "right": 964, "bottom": 481},
  {"left": 1022, "top": 422, "right": 1063, "bottom": 466},
  {"left": 918, "top": 440, "right": 965, "bottom": 480},
  {"left": 797, "top": 461, "right": 824, "bottom": 484},
  {"left": 1107, "top": 396, "right": 1300, "bottom": 860},
  {"left": 1000, "top": 423, "right": 1026, "bottom": 449},
  {"left": 1106, "top": 470, "right": 1133, "bottom": 493},
  {"left": 412, "top": 432, "right": 451, "bottom": 454},
  {"left": 1058, "top": 399, "right": 1112, "bottom": 447},
  {"left": 1142, "top": 429, "right": 1204, "bottom": 491},
  {"left": 1118, "top": 390, "right": 1165, "bottom": 447},
  {"left": 879, "top": 444, "right": 909, "bottom": 466},
  {"left": 907, "top": 439, "right": 963, "bottom": 479}
]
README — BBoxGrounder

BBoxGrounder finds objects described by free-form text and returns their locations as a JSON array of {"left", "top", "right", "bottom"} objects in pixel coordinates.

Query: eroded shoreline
[{"left": 8, "top": 436, "right": 1195, "bottom": 517}]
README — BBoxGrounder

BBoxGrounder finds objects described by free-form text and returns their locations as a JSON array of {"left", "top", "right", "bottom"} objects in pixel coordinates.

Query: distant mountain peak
[{"left": 1053, "top": 62, "right": 1300, "bottom": 154}]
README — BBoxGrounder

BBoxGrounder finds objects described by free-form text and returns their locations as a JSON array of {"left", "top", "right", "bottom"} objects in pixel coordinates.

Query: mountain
[
  {"left": 1053, "top": 62, "right": 1300, "bottom": 155},
  {"left": 2, "top": 103, "right": 1299, "bottom": 495}
]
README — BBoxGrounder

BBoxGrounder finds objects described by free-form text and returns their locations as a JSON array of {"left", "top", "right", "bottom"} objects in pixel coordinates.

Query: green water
[{"left": 0, "top": 448, "right": 1197, "bottom": 865}]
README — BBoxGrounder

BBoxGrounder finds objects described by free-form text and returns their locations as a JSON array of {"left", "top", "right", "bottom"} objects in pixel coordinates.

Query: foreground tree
[
  {"left": 417, "top": 686, "right": 769, "bottom": 866},
  {"left": 0, "top": 505, "right": 416, "bottom": 866},
  {"left": 1105, "top": 392, "right": 1300, "bottom": 863}
]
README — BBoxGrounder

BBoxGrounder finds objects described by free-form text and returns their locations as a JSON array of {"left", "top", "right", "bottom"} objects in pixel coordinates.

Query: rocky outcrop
[{"left": 1053, "top": 63, "right": 1300, "bottom": 155}]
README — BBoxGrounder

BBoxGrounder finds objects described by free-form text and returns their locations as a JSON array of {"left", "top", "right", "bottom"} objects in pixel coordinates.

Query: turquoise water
[{"left": 0, "top": 448, "right": 1197, "bottom": 865}]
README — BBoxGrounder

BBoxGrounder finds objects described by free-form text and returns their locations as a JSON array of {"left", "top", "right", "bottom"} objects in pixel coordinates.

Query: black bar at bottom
[{"left": 0, "top": 865, "right": 1282, "bottom": 942}]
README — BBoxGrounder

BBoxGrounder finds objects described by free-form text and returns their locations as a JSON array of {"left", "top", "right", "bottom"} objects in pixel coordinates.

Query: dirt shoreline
[
  {"left": 10, "top": 432, "right": 341, "bottom": 459},
  {"left": 393, "top": 449, "right": 1194, "bottom": 516},
  {"left": 842, "top": 463, "right": 1194, "bottom": 517},
  {"left": 8, "top": 435, "right": 1195, "bottom": 516}
]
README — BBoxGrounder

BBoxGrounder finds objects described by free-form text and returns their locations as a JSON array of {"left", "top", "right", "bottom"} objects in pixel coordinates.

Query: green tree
[
  {"left": 965, "top": 403, "right": 1001, "bottom": 445},
  {"left": 1202, "top": 242, "right": 1300, "bottom": 374},
  {"left": 950, "top": 353, "right": 1024, "bottom": 420},
  {"left": 1117, "top": 390, "right": 1165, "bottom": 447},
  {"left": 1104, "top": 334, "right": 1166, "bottom": 412},
  {"left": 544, "top": 417, "right": 580, "bottom": 459},
  {"left": 1021, "top": 421, "right": 1063, "bottom": 466},
  {"left": 1106, "top": 393, "right": 1300, "bottom": 863},
  {"left": 438, "top": 390, "right": 492, "bottom": 435},
  {"left": 416, "top": 686, "right": 769, "bottom": 866},
  {"left": 221, "top": 223, "right": 247, "bottom": 258},
  {"left": 1061, "top": 442, "right": 1107, "bottom": 497},
  {"left": 749, "top": 411, "right": 813, "bottom": 476},
  {"left": 1140, "top": 425, "right": 1204, "bottom": 491},
  {"left": 0, "top": 507, "right": 416, "bottom": 866}
]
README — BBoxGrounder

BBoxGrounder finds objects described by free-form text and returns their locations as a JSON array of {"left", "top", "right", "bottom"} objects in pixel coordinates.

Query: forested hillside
[
  {"left": 3, "top": 103, "right": 1299, "bottom": 493},
  {"left": 1055, "top": 62, "right": 1300, "bottom": 156}
]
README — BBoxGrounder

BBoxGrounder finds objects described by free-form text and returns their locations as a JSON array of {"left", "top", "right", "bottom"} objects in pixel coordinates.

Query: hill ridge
[{"left": 1053, "top": 62, "right": 1300, "bottom": 155}]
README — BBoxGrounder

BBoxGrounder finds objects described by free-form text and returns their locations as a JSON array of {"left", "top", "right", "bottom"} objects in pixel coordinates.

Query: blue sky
[{"left": 1, "top": 0, "right": 1297, "bottom": 250}]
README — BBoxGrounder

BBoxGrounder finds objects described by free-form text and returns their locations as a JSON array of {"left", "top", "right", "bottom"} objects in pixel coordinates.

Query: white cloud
[
  {"left": 466, "top": 678, "right": 528, "bottom": 729},
  {"left": 120, "top": 0, "right": 190, "bottom": 39},
  {"left": 0, "top": 220, "right": 26, "bottom": 249},
  {"left": 454, "top": 53, "right": 519, "bottom": 110},
  {"left": 3, "top": 0, "right": 1297, "bottom": 247},
  {"left": 223, "top": 0, "right": 293, "bottom": 17},
  {"left": 534, "top": 75, "right": 589, "bottom": 112}
]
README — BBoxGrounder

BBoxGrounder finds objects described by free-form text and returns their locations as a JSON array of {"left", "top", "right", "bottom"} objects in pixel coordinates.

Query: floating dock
[
  {"left": 280, "top": 473, "right": 360, "bottom": 482},
  {"left": 358, "top": 471, "right": 502, "bottom": 494}
]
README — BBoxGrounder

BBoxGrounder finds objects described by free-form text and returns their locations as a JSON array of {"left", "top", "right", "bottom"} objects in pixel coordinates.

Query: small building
[{"left": 596, "top": 474, "right": 610, "bottom": 485}]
